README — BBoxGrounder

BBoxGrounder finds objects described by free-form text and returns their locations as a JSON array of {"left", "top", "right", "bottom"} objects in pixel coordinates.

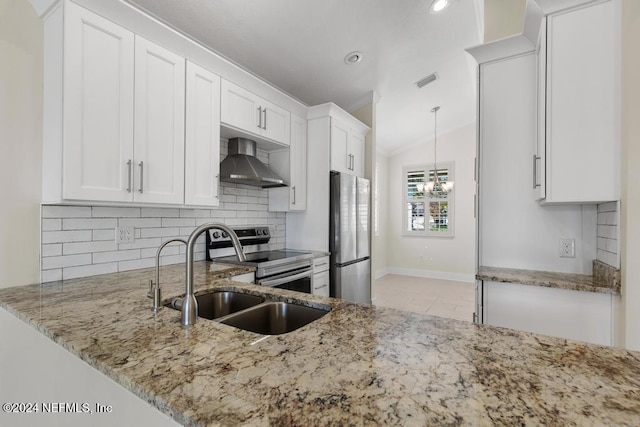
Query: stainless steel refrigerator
[{"left": 329, "top": 171, "right": 371, "bottom": 304}]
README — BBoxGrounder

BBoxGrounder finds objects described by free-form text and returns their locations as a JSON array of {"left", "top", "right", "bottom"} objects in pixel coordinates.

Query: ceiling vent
[{"left": 415, "top": 73, "right": 439, "bottom": 89}]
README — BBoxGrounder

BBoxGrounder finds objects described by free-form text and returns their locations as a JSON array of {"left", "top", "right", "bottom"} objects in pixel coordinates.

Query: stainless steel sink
[
  {"left": 168, "top": 291, "right": 265, "bottom": 320},
  {"left": 218, "top": 301, "right": 329, "bottom": 335}
]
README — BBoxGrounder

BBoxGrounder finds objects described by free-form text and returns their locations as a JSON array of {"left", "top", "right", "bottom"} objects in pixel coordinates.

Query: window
[{"left": 403, "top": 162, "right": 454, "bottom": 237}]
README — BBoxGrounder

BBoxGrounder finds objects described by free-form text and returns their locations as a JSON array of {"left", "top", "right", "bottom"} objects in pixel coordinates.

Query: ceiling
[{"left": 128, "top": 0, "right": 482, "bottom": 155}]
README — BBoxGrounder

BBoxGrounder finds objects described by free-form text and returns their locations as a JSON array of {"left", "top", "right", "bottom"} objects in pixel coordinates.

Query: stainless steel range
[{"left": 206, "top": 226, "right": 315, "bottom": 294}]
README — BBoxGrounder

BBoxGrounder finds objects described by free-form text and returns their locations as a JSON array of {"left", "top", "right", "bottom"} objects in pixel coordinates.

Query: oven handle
[{"left": 259, "top": 267, "right": 313, "bottom": 287}]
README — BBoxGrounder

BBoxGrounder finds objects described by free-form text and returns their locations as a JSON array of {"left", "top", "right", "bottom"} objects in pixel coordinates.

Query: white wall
[
  {"left": 386, "top": 123, "right": 476, "bottom": 282},
  {"left": 0, "top": 0, "right": 43, "bottom": 288},
  {"left": 483, "top": 0, "right": 526, "bottom": 42},
  {"left": 621, "top": 0, "right": 640, "bottom": 350},
  {"left": 373, "top": 153, "right": 389, "bottom": 279}
]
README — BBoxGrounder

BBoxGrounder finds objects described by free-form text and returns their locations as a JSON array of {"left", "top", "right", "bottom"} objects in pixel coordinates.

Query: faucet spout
[{"left": 182, "top": 223, "right": 246, "bottom": 326}]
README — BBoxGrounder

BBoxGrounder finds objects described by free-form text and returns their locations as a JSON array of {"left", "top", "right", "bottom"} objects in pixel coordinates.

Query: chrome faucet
[
  {"left": 181, "top": 223, "right": 246, "bottom": 326},
  {"left": 148, "top": 238, "right": 187, "bottom": 312}
]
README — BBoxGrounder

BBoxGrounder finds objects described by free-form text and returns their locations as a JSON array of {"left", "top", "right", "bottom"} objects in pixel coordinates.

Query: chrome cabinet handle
[
  {"left": 262, "top": 107, "right": 267, "bottom": 130},
  {"left": 126, "top": 159, "right": 132, "bottom": 193},
  {"left": 138, "top": 161, "right": 144, "bottom": 193},
  {"left": 291, "top": 186, "right": 296, "bottom": 204},
  {"left": 257, "top": 106, "right": 262, "bottom": 129},
  {"left": 533, "top": 155, "right": 540, "bottom": 189}
]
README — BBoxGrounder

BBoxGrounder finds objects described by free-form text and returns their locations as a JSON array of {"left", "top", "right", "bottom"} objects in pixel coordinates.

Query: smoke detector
[{"left": 344, "top": 51, "right": 363, "bottom": 65}]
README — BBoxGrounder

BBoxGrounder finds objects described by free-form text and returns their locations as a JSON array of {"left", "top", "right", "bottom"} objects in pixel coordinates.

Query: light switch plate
[
  {"left": 559, "top": 238, "right": 575, "bottom": 258},
  {"left": 115, "top": 226, "right": 134, "bottom": 244}
]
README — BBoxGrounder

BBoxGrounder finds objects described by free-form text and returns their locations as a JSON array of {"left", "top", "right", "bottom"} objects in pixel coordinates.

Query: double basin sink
[{"left": 168, "top": 291, "right": 330, "bottom": 335}]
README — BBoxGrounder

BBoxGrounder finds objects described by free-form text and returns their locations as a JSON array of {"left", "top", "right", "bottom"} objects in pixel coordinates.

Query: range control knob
[
  {"left": 256, "top": 229, "right": 262, "bottom": 236},
  {"left": 222, "top": 232, "right": 228, "bottom": 238},
  {"left": 262, "top": 228, "right": 269, "bottom": 236},
  {"left": 212, "top": 231, "right": 221, "bottom": 239}
]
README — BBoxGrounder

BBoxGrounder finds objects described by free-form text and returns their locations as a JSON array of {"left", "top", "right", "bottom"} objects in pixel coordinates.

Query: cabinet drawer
[
  {"left": 313, "top": 256, "right": 330, "bottom": 274},
  {"left": 313, "top": 270, "right": 329, "bottom": 297}
]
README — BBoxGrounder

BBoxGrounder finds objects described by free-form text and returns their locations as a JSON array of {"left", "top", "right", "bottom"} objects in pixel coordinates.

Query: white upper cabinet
[
  {"left": 220, "top": 79, "right": 291, "bottom": 146},
  {"left": 61, "top": 2, "right": 135, "bottom": 203},
  {"left": 133, "top": 37, "right": 185, "bottom": 205},
  {"left": 268, "top": 113, "right": 307, "bottom": 211},
  {"left": 184, "top": 61, "right": 221, "bottom": 207},
  {"left": 538, "top": 0, "right": 620, "bottom": 203},
  {"left": 330, "top": 117, "right": 366, "bottom": 177}
]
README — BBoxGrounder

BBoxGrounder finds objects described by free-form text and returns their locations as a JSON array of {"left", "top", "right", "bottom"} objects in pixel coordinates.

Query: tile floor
[{"left": 372, "top": 274, "right": 476, "bottom": 322}]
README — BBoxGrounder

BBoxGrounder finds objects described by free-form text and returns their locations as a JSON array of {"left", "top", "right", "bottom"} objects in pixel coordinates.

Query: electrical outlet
[
  {"left": 559, "top": 238, "right": 575, "bottom": 258},
  {"left": 115, "top": 226, "right": 134, "bottom": 244}
]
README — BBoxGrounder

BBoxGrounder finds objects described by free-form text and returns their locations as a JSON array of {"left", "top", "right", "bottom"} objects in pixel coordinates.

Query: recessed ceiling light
[
  {"left": 430, "top": 0, "right": 449, "bottom": 13},
  {"left": 344, "top": 51, "right": 363, "bottom": 65}
]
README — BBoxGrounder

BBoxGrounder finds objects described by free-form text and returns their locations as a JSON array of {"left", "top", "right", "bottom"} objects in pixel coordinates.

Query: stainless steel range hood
[{"left": 220, "top": 138, "right": 286, "bottom": 188}]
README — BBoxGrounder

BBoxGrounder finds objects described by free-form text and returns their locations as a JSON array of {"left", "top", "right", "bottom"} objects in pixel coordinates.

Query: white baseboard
[{"left": 375, "top": 267, "right": 475, "bottom": 283}]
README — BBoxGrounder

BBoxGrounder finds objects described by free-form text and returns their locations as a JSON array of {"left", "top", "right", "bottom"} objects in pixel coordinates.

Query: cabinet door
[
  {"left": 289, "top": 113, "right": 307, "bottom": 210},
  {"left": 349, "top": 130, "right": 365, "bottom": 177},
  {"left": 133, "top": 36, "right": 185, "bottom": 204},
  {"left": 330, "top": 119, "right": 350, "bottom": 174},
  {"left": 313, "top": 270, "right": 330, "bottom": 297},
  {"left": 63, "top": 2, "right": 134, "bottom": 202},
  {"left": 220, "top": 80, "right": 261, "bottom": 135},
  {"left": 262, "top": 100, "right": 291, "bottom": 146},
  {"left": 185, "top": 61, "right": 221, "bottom": 207},
  {"left": 535, "top": 17, "right": 546, "bottom": 200},
  {"left": 545, "top": 0, "right": 620, "bottom": 203}
]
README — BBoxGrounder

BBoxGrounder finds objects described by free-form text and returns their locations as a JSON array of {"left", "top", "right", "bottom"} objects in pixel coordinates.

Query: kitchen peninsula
[{"left": 1, "top": 262, "right": 639, "bottom": 426}]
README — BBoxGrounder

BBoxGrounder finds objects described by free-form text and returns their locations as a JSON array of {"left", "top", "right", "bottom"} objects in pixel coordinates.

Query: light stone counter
[{"left": 1, "top": 262, "right": 639, "bottom": 426}]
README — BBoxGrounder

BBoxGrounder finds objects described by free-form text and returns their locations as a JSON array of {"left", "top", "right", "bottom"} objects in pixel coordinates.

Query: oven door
[{"left": 257, "top": 267, "right": 313, "bottom": 294}]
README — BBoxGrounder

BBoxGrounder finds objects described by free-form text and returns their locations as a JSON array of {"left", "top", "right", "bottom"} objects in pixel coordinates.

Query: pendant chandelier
[{"left": 417, "top": 106, "right": 454, "bottom": 196}]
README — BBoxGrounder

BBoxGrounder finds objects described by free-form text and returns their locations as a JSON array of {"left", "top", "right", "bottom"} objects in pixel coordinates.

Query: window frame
[{"left": 402, "top": 162, "right": 455, "bottom": 238}]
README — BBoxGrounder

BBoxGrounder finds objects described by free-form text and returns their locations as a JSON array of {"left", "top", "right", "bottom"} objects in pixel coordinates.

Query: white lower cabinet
[
  {"left": 313, "top": 256, "right": 330, "bottom": 297},
  {"left": 483, "top": 281, "right": 613, "bottom": 346},
  {"left": 0, "top": 308, "right": 179, "bottom": 427}
]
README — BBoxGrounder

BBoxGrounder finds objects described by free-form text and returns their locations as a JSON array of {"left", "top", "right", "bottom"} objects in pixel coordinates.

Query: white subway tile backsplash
[
  {"left": 42, "top": 244, "right": 62, "bottom": 257},
  {"left": 42, "top": 230, "right": 92, "bottom": 244},
  {"left": 117, "top": 237, "right": 162, "bottom": 250},
  {"left": 41, "top": 174, "right": 287, "bottom": 281},
  {"left": 141, "top": 207, "right": 180, "bottom": 218},
  {"left": 140, "top": 227, "right": 181, "bottom": 238},
  {"left": 179, "top": 209, "right": 211, "bottom": 218},
  {"left": 161, "top": 217, "right": 196, "bottom": 227},
  {"left": 93, "top": 229, "right": 115, "bottom": 241},
  {"left": 92, "top": 206, "right": 140, "bottom": 218},
  {"left": 63, "top": 263, "right": 118, "bottom": 280},
  {"left": 41, "top": 269, "right": 62, "bottom": 283},
  {"left": 42, "top": 218, "right": 62, "bottom": 231},
  {"left": 42, "top": 205, "right": 91, "bottom": 218},
  {"left": 42, "top": 253, "right": 92, "bottom": 269},
  {"left": 64, "top": 241, "right": 118, "bottom": 255},
  {"left": 63, "top": 218, "right": 117, "bottom": 230},
  {"left": 118, "top": 258, "right": 155, "bottom": 272},
  {"left": 597, "top": 225, "right": 617, "bottom": 239},
  {"left": 596, "top": 202, "right": 619, "bottom": 268},
  {"left": 93, "top": 249, "right": 140, "bottom": 264},
  {"left": 118, "top": 218, "right": 162, "bottom": 228}
]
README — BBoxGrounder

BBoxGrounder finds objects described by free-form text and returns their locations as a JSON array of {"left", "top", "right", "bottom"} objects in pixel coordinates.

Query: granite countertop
[
  {"left": 1, "top": 262, "right": 640, "bottom": 425},
  {"left": 477, "top": 264, "right": 621, "bottom": 295}
]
